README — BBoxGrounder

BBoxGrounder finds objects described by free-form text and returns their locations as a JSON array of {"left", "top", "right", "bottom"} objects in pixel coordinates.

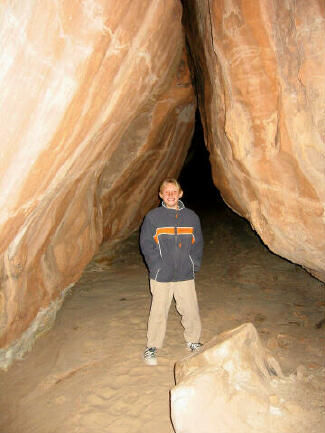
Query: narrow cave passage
[
  {"left": 178, "top": 109, "right": 221, "bottom": 211},
  {"left": 0, "top": 0, "right": 324, "bottom": 430},
  {"left": 1, "top": 114, "right": 324, "bottom": 433},
  {"left": 1, "top": 72, "right": 324, "bottom": 433}
]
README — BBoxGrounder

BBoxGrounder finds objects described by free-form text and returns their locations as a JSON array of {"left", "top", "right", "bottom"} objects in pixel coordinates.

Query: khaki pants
[{"left": 147, "top": 279, "right": 201, "bottom": 348}]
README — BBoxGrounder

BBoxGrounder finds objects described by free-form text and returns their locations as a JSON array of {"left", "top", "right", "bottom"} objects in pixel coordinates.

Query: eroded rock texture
[
  {"left": 0, "top": 0, "right": 195, "bottom": 365},
  {"left": 183, "top": 0, "right": 325, "bottom": 280}
]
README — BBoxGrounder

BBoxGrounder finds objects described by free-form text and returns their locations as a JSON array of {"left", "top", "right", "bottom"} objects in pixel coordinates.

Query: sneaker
[
  {"left": 186, "top": 342, "right": 203, "bottom": 352},
  {"left": 144, "top": 347, "right": 157, "bottom": 365}
]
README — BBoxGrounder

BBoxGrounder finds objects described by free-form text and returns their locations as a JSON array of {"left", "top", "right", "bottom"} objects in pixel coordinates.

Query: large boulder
[
  {"left": 171, "top": 323, "right": 324, "bottom": 433},
  {"left": 182, "top": 0, "right": 325, "bottom": 280},
  {"left": 0, "top": 0, "right": 195, "bottom": 367}
]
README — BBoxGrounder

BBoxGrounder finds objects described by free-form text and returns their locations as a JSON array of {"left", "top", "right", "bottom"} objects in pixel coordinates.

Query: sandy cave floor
[{"left": 0, "top": 204, "right": 324, "bottom": 433}]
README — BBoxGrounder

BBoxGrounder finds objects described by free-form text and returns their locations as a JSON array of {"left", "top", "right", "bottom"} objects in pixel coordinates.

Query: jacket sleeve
[
  {"left": 191, "top": 214, "right": 203, "bottom": 272},
  {"left": 140, "top": 214, "right": 162, "bottom": 274}
]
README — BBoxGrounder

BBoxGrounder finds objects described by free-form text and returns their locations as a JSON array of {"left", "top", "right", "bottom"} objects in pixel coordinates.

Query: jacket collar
[{"left": 162, "top": 200, "right": 185, "bottom": 211}]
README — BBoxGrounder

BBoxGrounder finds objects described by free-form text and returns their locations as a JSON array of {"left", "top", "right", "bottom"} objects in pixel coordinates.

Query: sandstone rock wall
[
  {"left": 182, "top": 0, "right": 325, "bottom": 280},
  {"left": 0, "top": 0, "right": 195, "bottom": 364}
]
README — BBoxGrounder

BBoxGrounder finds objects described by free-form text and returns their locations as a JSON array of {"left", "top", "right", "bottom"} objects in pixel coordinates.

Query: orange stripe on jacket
[
  {"left": 177, "top": 227, "right": 193, "bottom": 235},
  {"left": 153, "top": 227, "right": 195, "bottom": 244},
  {"left": 153, "top": 227, "right": 175, "bottom": 243},
  {"left": 177, "top": 227, "right": 195, "bottom": 244}
]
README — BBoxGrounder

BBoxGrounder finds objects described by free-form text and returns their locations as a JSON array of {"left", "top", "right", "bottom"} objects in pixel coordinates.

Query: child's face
[{"left": 159, "top": 183, "right": 183, "bottom": 209}]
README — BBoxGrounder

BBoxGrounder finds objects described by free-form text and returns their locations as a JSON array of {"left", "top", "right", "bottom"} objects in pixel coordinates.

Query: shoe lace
[
  {"left": 190, "top": 343, "right": 202, "bottom": 350},
  {"left": 144, "top": 348, "right": 156, "bottom": 358}
]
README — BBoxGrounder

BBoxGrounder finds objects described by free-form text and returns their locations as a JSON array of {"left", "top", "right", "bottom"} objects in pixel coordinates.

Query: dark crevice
[
  {"left": 179, "top": 1, "right": 224, "bottom": 214},
  {"left": 178, "top": 109, "right": 224, "bottom": 213}
]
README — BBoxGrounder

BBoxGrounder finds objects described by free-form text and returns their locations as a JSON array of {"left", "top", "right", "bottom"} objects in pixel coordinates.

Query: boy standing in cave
[{"left": 140, "top": 178, "right": 203, "bottom": 365}]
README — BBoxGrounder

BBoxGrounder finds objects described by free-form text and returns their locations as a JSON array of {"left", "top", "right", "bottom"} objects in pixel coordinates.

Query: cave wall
[
  {"left": 0, "top": 0, "right": 195, "bottom": 366},
  {"left": 1, "top": 0, "right": 324, "bottom": 368},
  {"left": 182, "top": 0, "right": 325, "bottom": 280}
]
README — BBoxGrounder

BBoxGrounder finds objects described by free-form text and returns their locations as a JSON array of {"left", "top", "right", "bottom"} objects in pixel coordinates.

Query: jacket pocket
[{"left": 155, "top": 261, "right": 174, "bottom": 282}]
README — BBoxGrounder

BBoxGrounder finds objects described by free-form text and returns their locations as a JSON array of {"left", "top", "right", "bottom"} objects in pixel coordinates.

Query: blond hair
[{"left": 159, "top": 178, "right": 183, "bottom": 193}]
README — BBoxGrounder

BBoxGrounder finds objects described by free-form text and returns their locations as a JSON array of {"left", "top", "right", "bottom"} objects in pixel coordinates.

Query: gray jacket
[{"left": 140, "top": 200, "right": 203, "bottom": 282}]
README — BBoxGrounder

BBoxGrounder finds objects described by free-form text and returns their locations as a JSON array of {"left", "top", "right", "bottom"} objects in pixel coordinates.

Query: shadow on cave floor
[{"left": 0, "top": 199, "right": 324, "bottom": 433}]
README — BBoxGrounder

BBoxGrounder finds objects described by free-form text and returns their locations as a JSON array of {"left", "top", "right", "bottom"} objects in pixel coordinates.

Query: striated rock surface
[
  {"left": 171, "top": 323, "right": 324, "bottom": 433},
  {"left": 183, "top": 0, "right": 325, "bottom": 280},
  {"left": 0, "top": 0, "right": 195, "bottom": 365}
]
